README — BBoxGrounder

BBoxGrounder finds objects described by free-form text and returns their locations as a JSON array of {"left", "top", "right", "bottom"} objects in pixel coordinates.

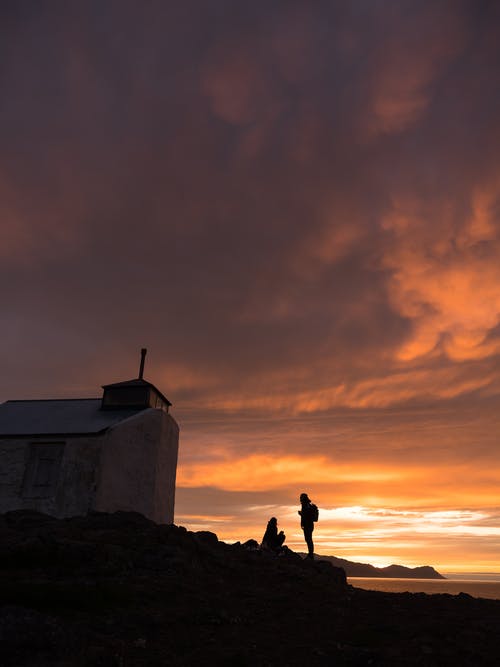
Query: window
[
  {"left": 22, "top": 443, "right": 65, "bottom": 499},
  {"left": 102, "top": 386, "right": 149, "bottom": 408}
]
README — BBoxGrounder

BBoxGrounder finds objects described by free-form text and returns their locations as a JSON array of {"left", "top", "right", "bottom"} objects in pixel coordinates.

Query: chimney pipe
[{"left": 139, "top": 348, "right": 147, "bottom": 379}]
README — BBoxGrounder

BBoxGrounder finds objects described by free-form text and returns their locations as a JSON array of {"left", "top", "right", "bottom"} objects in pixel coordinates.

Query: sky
[{"left": 1, "top": 0, "right": 500, "bottom": 573}]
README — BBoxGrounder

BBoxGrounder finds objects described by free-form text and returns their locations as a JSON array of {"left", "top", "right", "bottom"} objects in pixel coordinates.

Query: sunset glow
[{"left": 1, "top": 1, "right": 500, "bottom": 575}]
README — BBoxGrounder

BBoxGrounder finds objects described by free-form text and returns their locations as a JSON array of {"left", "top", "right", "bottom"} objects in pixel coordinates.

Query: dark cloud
[{"left": 1, "top": 0, "right": 499, "bottom": 402}]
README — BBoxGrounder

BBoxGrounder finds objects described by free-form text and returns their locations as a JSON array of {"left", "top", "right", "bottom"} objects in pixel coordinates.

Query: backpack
[{"left": 310, "top": 503, "right": 319, "bottom": 522}]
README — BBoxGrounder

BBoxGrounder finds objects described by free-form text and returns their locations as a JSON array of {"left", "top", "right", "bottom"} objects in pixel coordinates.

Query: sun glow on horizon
[{"left": 175, "top": 501, "right": 500, "bottom": 573}]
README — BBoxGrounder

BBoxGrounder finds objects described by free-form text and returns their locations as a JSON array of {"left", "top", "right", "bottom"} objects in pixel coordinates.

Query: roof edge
[{"left": 2, "top": 398, "right": 101, "bottom": 404}]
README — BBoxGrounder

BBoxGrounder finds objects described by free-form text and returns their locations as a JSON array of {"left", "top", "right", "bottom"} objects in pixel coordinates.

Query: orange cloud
[
  {"left": 382, "top": 187, "right": 500, "bottom": 363},
  {"left": 178, "top": 454, "right": 408, "bottom": 492},
  {"left": 178, "top": 452, "right": 500, "bottom": 507},
  {"left": 181, "top": 362, "right": 495, "bottom": 414}
]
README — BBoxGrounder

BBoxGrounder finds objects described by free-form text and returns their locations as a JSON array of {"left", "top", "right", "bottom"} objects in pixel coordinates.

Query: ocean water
[{"left": 348, "top": 576, "right": 500, "bottom": 600}]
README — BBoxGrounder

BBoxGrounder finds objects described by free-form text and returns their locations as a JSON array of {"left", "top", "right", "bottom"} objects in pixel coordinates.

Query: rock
[
  {"left": 316, "top": 561, "right": 348, "bottom": 587},
  {"left": 194, "top": 530, "right": 219, "bottom": 545},
  {"left": 241, "top": 539, "right": 260, "bottom": 550}
]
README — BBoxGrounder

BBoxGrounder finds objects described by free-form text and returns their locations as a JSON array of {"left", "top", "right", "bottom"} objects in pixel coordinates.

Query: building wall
[
  {"left": 94, "top": 409, "right": 179, "bottom": 523},
  {"left": 0, "top": 409, "right": 180, "bottom": 522},
  {"left": 154, "top": 409, "right": 179, "bottom": 523},
  {"left": 0, "top": 436, "right": 100, "bottom": 517}
]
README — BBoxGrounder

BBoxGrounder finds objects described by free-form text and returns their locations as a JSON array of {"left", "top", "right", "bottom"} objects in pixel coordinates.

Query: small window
[
  {"left": 22, "top": 443, "right": 64, "bottom": 499},
  {"left": 102, "top": 386, "right": 149, "bottom": 408}
]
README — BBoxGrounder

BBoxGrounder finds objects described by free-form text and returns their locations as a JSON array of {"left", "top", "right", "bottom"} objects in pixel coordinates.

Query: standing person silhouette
[{"left": 298, "top": 492, "right": 315, "bottom": 559}]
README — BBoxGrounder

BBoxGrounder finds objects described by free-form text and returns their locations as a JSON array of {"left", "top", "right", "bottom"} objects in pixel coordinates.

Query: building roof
[
  {"left": 0, "top": 399, "right": 147, "bottom": 437},
  {"left": 102, "top": 379, "right": 172, "bottom": 406}
]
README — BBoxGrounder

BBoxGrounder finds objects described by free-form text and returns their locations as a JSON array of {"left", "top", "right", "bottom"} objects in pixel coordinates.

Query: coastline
[{"left": 348, "top": 576, "right": 500, "bottom": 600}]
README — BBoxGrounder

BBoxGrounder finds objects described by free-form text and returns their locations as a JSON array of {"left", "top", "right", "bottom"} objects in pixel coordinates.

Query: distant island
[{"left": 315, "top": 554, "right": 445, "bottom": 579}]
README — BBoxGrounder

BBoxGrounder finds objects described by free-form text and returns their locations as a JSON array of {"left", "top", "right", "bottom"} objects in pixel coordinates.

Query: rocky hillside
[{"left": 1, "top": 510, "right": 500, "bottom": 666}]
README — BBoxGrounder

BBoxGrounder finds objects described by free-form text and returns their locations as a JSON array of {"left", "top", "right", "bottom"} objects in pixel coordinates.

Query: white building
[{"left": 0, "top": 359, "right": 179, "bottom": 523}]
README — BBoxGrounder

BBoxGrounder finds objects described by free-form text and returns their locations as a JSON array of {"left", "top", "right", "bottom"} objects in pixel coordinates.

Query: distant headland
[{"left": 315, "top": 553, "right": 445, "bottom": 579}]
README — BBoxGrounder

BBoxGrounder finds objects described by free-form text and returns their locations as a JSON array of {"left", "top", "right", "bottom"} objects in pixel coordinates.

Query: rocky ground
[{"left": 1, "top": 510, "right": 500, "bottom": 666}]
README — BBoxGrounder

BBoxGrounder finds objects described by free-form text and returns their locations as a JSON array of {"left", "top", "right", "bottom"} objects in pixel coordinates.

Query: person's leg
[{"left": 303, "top": 527, "right": 314, "bottom": 557}]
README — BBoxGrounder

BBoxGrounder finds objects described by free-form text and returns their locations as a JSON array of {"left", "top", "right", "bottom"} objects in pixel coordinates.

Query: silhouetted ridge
[
  {"left": 316, "top": 554, "right": 445, "bottom": 579},
  {"left": 1, "top": 510, "right": 498, "bottom": 666}
]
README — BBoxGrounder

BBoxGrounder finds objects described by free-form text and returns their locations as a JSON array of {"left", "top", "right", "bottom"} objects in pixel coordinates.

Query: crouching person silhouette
[{"left": 261, "top": 517, "right": 286, "bottom": 552}]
